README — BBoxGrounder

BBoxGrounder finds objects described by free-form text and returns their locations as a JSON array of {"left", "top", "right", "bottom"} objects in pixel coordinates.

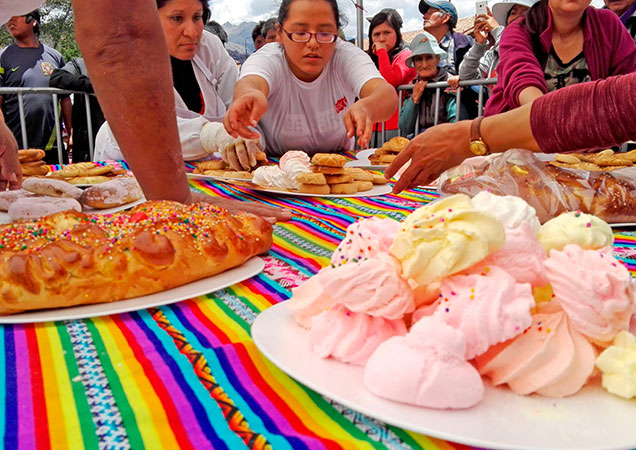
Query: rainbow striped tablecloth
[{"left": 2, "top": 177, "right": 635, "bottom": 450}]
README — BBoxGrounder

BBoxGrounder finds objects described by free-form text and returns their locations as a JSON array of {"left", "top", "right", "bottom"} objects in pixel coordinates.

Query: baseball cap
[
  {"left": 405, "top": 32, "right": 447, "bottom": 67},
  {"left": 418, "top": 0, "right": 458, "bottom": 28}
]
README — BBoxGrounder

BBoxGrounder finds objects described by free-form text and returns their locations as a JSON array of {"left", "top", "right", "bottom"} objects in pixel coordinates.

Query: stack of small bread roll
[
  {"left": 368, "top": 136, "right": 410, "bottom": 165},
  {"left": 192, "top": 152, "right": 269, "bottom": 179},
  {"left": 18, "top": 149, "right": 49, "bottom": 177},
  {"left": 296, "top": 153, "right": 387, "bottom": 195}
]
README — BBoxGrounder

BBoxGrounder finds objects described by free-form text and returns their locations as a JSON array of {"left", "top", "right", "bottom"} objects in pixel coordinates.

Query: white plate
[
  {"left": 0, "top": 198, "right": 146, "bottom": 225},
  {"left": 252, "top": 302, "right": 636, "bottom": 450},
  {"left": 610, "top": 223, "right": 636, "bottom": 228},
  {"left": 187, "top": 173, "right": 392, "bottom": 198},
  {"left": 82, "top": 198, "right": 146, "bottom": 214},
  {"left": 0, "top": 257, "right": 264, "bottom": 324},
  {"left": 345, "top": 149, "right": 388, "bottom": 170}
]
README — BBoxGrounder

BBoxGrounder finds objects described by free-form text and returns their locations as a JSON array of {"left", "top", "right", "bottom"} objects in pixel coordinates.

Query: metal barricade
[
  {"left": 392, "top": 77, "right": 498, "bottom": 141},
  {"left": 0, "top": 87, "right": 96, "bottom": 164}
]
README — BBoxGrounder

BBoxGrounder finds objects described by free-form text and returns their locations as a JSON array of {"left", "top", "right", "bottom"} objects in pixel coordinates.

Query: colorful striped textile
[{"left": 1, "top": 175, "right": 634, "bottom": 450}]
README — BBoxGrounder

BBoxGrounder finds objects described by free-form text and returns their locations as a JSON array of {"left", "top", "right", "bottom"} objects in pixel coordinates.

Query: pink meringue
[
  {"left": 473, "top": 222, "right": 549, "bottom": 288},
  {"left": 309, "top": 304, "right": 406, "bottom": 365},
  {"left": 331, "top": 217, "right": 401, "bottom": 267},
  {"left": 544, "top": 245, "right": 635, "bottom": 345},
  {"left": 279, "top": 150, "right": 310, "bottom": 170},
  {"left": 331, "top": 254, "right": 415, "bottom": 319},
  {"left": 475, "top": 302, "right": 597, "bottom": 397},
  {"left": 286, "top": 267, "right": 338, "bottom": 328},
  {"left": 433, "top": 265, "right": 535, "bottom": 359},
  {"left": 279, "top": 151, "right": 311, "bottom": 185},
  {"left": 364, "top": 316, "right": 484, "bottom": 409},
  {"left": 287, "top": 254, "right": 415, "bottom": 327}
]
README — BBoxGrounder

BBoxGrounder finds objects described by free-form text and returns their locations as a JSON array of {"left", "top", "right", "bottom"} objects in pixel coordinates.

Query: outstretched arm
[{"left": 72, "top": 0, "right": 192, "bottom": 203}]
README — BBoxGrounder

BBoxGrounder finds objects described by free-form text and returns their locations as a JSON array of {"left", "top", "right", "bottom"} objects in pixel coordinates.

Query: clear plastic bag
[{"left": 438, "top": 149, "right": 636, "bottom": 224}]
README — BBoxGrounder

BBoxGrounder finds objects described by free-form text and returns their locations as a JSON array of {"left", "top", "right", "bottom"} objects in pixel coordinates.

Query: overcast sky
[{"left": 210, "top": 0, "right": 604, "bottom": 39}]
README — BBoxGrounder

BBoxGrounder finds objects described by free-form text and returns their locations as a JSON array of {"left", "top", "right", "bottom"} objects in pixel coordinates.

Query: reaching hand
[
  {"left": 221, "top": 137, "right": 263, "bottom": 171},
  {"left": 385, "top": 121, "right": 473, "bottom": 193},
  {"left": 343, "top": 102, "right": 373, "bottom": 149},
  {"left": 0, "top": 121, "right": 21, "bottom": 190},
  {"left": 223, "top": 90, "right": 268, "bottom": 140},
  {"left": 190, "top": 191, "right": 293, "bottom": 223}
]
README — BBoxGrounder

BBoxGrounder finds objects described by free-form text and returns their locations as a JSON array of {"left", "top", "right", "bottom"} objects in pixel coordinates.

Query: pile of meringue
[
  {"left": 287, "top": 192, "right": 636, "bottom": 409},
  {"left": 252, "top": 150, "right": 311, "bottom": 190}
]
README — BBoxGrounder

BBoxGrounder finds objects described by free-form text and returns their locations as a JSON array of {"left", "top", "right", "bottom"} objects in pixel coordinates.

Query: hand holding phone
[{"left": 475, "top": 1, "right": 488, "bottom": 16}]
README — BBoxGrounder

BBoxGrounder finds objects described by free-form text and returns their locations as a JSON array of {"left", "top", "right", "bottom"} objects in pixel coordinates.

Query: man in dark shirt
[
  {"left": 0, "top": 10, "right": 72, "bottom": 163},
  {"left": 49, "top": 57, "right": 105, "bottom": 162}
]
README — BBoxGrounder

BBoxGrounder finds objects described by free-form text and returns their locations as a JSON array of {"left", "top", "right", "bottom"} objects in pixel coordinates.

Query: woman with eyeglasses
[{"left": 221, "top": 0, "right": 398, "bottom": 170}]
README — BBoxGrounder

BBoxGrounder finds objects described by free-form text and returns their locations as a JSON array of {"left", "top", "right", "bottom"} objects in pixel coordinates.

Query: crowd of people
[{"left": 1, "top": 0, "right": 635, "bottom": 219}]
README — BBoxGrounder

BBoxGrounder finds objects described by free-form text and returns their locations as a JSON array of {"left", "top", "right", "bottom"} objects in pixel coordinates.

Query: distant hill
[{"left": 223, "top": 21, "right": 258, "bottom": 62}]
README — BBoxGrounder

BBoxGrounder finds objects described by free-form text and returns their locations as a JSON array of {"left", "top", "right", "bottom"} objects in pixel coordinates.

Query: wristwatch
[{"left": 469, "top": 116, "right": 490, "bottom": 156}]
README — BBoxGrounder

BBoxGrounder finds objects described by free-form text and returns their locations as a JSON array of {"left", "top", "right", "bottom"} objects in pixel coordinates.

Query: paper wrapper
[{"left": 437, "top": 149, "right": 636, "bottom": 224}]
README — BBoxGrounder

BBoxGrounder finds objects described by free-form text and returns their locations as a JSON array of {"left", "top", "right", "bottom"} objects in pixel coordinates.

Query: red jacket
[
  {"left": 373, "top": 47, "right": 416, "bottom": 131},
  {"left": 484, "top": 6, "right": 636, "bottom": 116}
]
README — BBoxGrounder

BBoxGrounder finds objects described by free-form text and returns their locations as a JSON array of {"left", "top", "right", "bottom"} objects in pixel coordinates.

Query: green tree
[{"left": 0, "top": 0, "right": 79, "bottom": 61}]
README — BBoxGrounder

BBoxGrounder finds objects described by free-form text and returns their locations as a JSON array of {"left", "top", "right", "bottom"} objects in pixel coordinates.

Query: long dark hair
[
  {"left": 366, "top": 9, "right": 405, "bottom": 66},
  {"left": 156, "top": 0, "right": 211, "bottom": 23},
  {"left": 520, "top": 0, "right": 550, "bottom": 66},
  {"left": 278, "top": 0, "right": 344, "bottom": 30}
]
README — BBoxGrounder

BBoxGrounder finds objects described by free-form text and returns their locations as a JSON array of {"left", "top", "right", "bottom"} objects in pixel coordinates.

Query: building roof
[{"left": 362, "top": 16, "right": 475, "bottom": 50}]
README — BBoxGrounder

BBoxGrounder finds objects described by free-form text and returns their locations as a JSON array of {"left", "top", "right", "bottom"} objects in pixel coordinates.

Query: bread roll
[
  {"left": 18, "top": 149, "right": 46, "bottom": 162},
  {"left": 8, "top": 196, "right": 82, "bottom": 221},
  {"left": 21, "top": 162, "right": 50, "bottom": 177},
  {"left": 0, "top": 201, "right": 273, "bottom": 315},
  {"left": 81, "top": 177, "right": 143, "bottom": 209},
  {"left": 22, "top": 177, "right": 83, "bottom": 200}
]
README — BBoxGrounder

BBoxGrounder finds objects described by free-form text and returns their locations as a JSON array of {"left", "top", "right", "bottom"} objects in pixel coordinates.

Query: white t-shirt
[
  {"left": 0, "top": 0, "right": 41, "bottom": 25},
  {"left": 240, "top": 40, "right": 382, "bottom": 156}
]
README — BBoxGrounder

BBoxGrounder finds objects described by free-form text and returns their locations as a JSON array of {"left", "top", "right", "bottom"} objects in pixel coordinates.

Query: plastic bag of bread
[
  {"left": 0, "top": 201, "right": 273, "bottom": 315},
  {"left": 437, "top": 149, "right": 636, "bottom": 224}
]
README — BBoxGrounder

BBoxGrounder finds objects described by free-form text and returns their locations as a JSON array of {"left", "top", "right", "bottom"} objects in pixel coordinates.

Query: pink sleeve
[
  {"left": 497, "top": 22, "right": 548, "bottom": 109},
  {"left": 375, "top": 48, "right": 417, "bottom": 88},
  {"left": 530, "top": 73, "right": 636, "bottom": 153}
]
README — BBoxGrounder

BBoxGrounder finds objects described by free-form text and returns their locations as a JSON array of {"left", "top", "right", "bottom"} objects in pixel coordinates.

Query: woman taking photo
[
  {"left": 222, "top": 0, "right": 397, "bottom": 169},
  {"left": 484, "top": 0, "right": 636, "bottom": 115},
  {"left": 366, "top": 8, "right": 416, "bottom": 144},
  {"left": 95, "top": 0, "right": 254, "bottom": 162}
]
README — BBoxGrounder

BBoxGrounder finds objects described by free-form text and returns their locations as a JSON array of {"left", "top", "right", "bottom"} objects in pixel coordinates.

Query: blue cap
[{"left": 418, "top": 0, "right": 458, "bottom": 28}]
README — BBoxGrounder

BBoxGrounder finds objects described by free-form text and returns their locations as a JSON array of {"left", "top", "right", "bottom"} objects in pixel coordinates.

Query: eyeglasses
[{"left": 281, "top": 28, "right": 338, "bottom": 44}]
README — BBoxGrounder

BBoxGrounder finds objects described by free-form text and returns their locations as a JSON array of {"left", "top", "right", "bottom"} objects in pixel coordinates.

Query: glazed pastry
[
  {"left": 81, "top": 177, "right": 143, "bottom": 209},
  {"left": 22, "top": 177, "right": 83, "bottom": 201}
]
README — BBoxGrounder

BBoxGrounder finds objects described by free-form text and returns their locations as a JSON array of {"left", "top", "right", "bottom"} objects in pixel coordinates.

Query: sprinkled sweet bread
[{"left": 0, "top": 201, "right": 273, "bottom": 315}]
